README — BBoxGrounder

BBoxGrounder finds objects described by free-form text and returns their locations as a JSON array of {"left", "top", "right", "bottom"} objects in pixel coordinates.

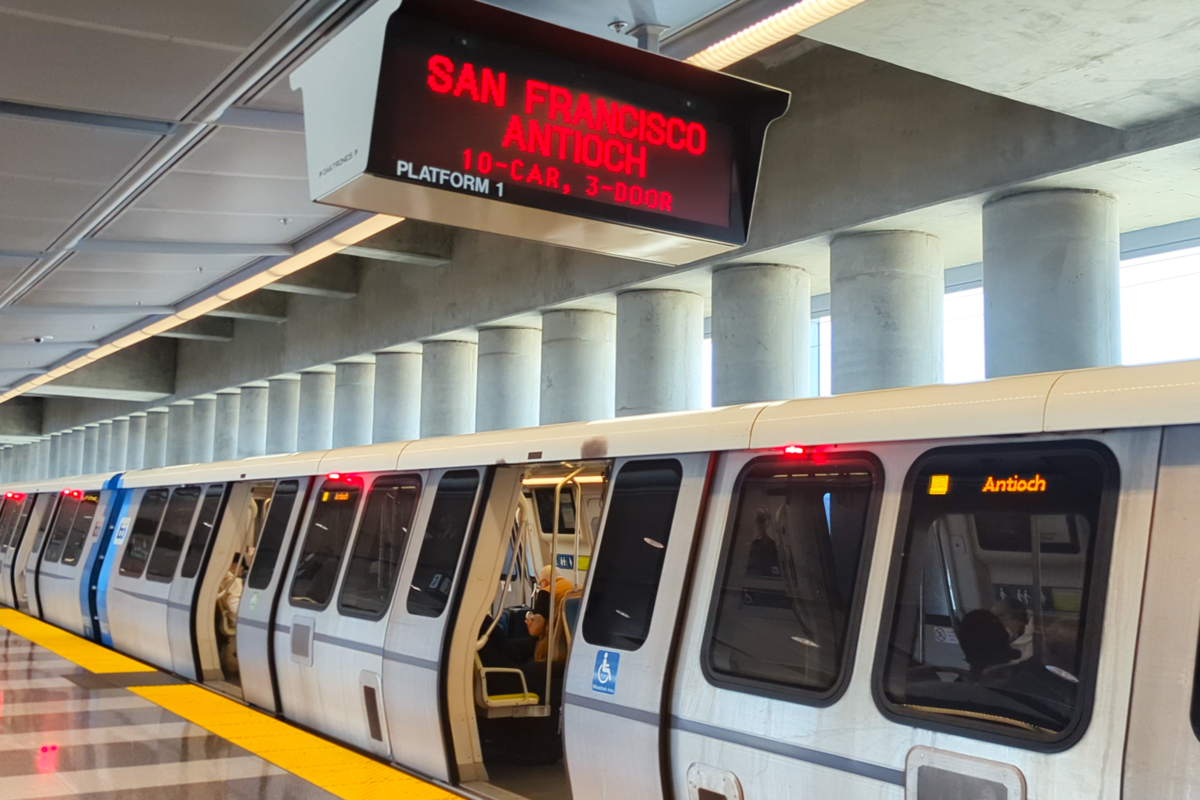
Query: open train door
[{"left": 562, "top": 453, "right": 714, "bottom": 800}]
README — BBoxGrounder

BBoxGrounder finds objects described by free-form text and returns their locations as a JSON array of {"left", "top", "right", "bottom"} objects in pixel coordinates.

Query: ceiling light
[
  {"left": 1, "top": 214, "right": 404, "bottom": 404},
  {"left": 685, "top": 0, "right": 867, "bottom": 71}
]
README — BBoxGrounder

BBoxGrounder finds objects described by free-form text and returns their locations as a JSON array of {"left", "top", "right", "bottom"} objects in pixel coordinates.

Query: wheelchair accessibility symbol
[{"left": 592, "top": 650, "right": 620, "bottom": 695}]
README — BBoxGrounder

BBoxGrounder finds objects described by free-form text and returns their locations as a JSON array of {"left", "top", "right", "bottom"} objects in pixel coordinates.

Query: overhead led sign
[{"left": 292, "top": 0, "right": 789, "bottom": 265}]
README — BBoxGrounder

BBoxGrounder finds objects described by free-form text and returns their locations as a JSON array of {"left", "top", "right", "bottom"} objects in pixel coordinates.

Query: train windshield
[{"left": 878, "top": 443, "right": 1115, "bottom": 746}]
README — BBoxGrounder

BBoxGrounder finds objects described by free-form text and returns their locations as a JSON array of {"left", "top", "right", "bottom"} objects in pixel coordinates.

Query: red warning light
[
  {"left": 782, "top": 445, "right": 806, "bottom": 456},
  {"left": 5, "top": 491, "right": 25, "bottom": 501},
  {"left": 325, "top": 473, "right": 361, "bottom": 484}
]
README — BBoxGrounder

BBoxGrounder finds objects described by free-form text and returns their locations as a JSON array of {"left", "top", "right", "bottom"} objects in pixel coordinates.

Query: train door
[
  {"left": 561, "top": 454, "right": 712, "bottom": 800},
  {"left": 238, "top": 478, "right": 309, "bottom": 712},
  {"left": 1125, "top": 424, "right": 1200, "bottom": 794},
  {"left": 0, "top": 492, "right": 34, "bottom": 607},
  {"left": 381, "top": 468, "right": 485, "bottom": 779},
  {"left": 166, "top": 484, "right": 229, "bottom": 679},
  {"left": 18, "top": 493, "right": 57, "bottom": 616},
  {"left": 37, "top": 489, "right": 101, "bottom": 635}
]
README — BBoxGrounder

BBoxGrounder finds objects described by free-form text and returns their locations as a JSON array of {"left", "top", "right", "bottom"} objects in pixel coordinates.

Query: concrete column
[
  {"left": 616, "top": 290, "right": 704, "bottom": 417},
  {"left": 476, "top": 328, "right": 540, "bottom": 432},
  {"left": 68, "top": 427, "right": 85, "bottom": 476},
  {"left": 983, "top": 189, "right": 1120, "bottom": 378},
  {"left": 237, "top": 385, "right": 269, "bottom": 459},
  {"left": 0, "top": 448, "right": 12, "bottom": 483},
  {"left": 126, "top": 414, "right": 147, "bottom": 471},
  {"left": 35, "top": 438, "right": 49, "bottom": 480},
  {"left": 266, "top": 377, "right": 301, "bottom": 454},
  {"left": 421, "top": 341, "right": 477, "bottom": 438},
  {"left": 298, "top": 370, "right": 336, "bottom": 452},
  {"left": 540, "top": 309, "right": 616, "bottom": 425},
  {"left": 110, "top": 418, "right": 129, "bottom": 472},
  {"left": 20, "top": 445, "right": 35, "bottom": 482},
  {"left": 373, "top": 351, "right": 421, "bottom": 444},
  {"left": 167, "top": 402, "right": 193, "bottom": 466},
  {"left": 143, "top": 410, "right": 169, "bottom": 470},
  {"left": 49, "top": 433, "right": 62, "bottom": 478},
  {"left": 333, "top": 361, "right": 375, "bottom": 448},
  {"left": 830, "top": 231, "right": 944, "bottom": 394},
  {"left": 191, "top": 396, "right": 216, "bottom": 463},
  {"left": 712, "top": 264, "right": 812, "bottom": 406},
  {"left": 96, "top": 422, "right": 112, "bottom": 474},
  {"left": 213, "top": 391, "right": 240, "bottom": 462},
  {"left": 82, "top": 424, "right": 99, "bottom": 474}
]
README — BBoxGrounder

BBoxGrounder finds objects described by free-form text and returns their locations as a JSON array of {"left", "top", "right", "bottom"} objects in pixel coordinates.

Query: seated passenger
[
  {"left": 216, "top": 553, "right": 249, "bottom": 677},
  {"left": 525, "top": 588, "right": 568, "bottom": 665},
  {"left": 957, "top": 609, "right": 1019, "bottom": 680},
  {"left": 992, "top": 597, "right": 1034, "bottom": 662}
]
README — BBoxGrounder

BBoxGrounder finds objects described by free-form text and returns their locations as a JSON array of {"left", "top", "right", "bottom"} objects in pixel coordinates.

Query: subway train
[{"left": 4, "top": 359, "right": 1200, "bottom": 800}]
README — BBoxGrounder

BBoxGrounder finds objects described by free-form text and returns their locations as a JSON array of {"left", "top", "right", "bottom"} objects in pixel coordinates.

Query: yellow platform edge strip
[
  {"left": 133, "top": 685, "right": 457, "bottom": 800},
  {"left": 0, "top": 609, "right": 457, "bottom": 800},
  {"left": 0, "top": 609, "right": 153, "bottom": 673}
]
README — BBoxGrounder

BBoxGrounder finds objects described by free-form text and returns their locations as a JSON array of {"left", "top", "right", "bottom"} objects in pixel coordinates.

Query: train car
[{"left": 5, "top": 359, "right": 1200, "bottom": 799}]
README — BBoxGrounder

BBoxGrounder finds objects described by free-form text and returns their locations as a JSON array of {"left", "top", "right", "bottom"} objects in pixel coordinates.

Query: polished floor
[{"left": 0, "top": 612, "right": 459, "bottom": 800}]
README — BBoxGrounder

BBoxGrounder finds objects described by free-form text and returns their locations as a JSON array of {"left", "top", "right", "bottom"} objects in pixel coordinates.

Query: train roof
[{"left": 41, "top": 358, "right": 1200, "bottom": 488}]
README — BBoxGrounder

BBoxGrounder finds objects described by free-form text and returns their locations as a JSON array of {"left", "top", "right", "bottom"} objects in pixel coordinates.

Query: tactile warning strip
[{"left": 0, "top": 609, "right": 153, "bottom": 673}]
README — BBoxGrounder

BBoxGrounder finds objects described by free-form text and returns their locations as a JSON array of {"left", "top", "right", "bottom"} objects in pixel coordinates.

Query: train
[{"left": 3, "top": 358, "right": 1200, "bottom": 800}]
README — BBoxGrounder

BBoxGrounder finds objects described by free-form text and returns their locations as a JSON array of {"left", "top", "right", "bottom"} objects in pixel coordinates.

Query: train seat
[{"left": 473, "top": 652, "right": 544, "bottom": 718}]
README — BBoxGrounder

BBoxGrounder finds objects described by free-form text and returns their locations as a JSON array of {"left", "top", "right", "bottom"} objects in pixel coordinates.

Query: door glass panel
[
  {"left": 4, "top": 496, "right": 34, "bottom": 553},
  {"left": 146, "top": 486, "right": 202, "bottom": 582},
  {"left": 247, "top": 481, "right": 300, "bottom": 591},
  {"left": 28, "top": 496, "right": 55, "bottom": 555},
  {"left": 878, "top": 444, "right": 1115, "bottom": 745},
  {"left": 118, "top": 489, "right": 170, "bottom": 578},
  {"left": 339, "top": 475, "right": 421, "bottom": 619},
  {"left": 406, "top": 470, "right": 481, "bottom": 618},
  {"left": 582, "top": 459, "right": 683, "bottom": 651},
  {"left": 289, "top": 478, "right": 362, "bottom": 609},
  {"left": 60, "top": 492, "right": 100, "bottom": 566},
  {"left": 180, "top": 485, "right": 227, "bottom": 579},
  {"left": 42, "top": 495, "right": 80, "bottom": 565},
  {"left": 706, "top": 457, "right": 876, "bottom": 699},
  {"left": 0, "top": 499, "right": 21, "bottom": 549}
]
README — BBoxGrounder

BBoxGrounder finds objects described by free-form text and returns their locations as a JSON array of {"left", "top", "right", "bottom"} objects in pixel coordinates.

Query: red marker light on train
[
  {"left": 782, "top": 445, "right": 806, "bottom": 456},
  {"left": 327, "top": 473, "right": 341, "bottom": 480},
  {"left": 326, "top": 473, "right": 360, "bottom": 484}
]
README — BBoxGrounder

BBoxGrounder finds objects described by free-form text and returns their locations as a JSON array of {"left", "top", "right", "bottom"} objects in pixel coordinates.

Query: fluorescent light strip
[
  {"left": 0, "top": 214, "right": 404, "bottom": 405},
  {"left": 685, "top": 0, "right": 868, "bottom": 71}
]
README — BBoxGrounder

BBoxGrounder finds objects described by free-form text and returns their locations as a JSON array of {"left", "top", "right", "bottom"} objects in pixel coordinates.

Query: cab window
[
  {"left": 42, "top": 494, "right": 81, "bottom": 565},
  {"left": 705, "top": 456, "right": 877, "bottom": 703},
  {"left": 60, "top": 492, "right": 100, "bottom": 566},
  {"left": 290, "top": 477, "right": 362, "bottom": 609},
  {"left": 876, "top": 443, "right": 1116, "bottom": 748}
]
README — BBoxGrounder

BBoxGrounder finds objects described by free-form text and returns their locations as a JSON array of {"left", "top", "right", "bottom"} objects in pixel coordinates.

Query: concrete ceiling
[{"left": 803, "top": 0, "right": 1200, "bottom": 128}]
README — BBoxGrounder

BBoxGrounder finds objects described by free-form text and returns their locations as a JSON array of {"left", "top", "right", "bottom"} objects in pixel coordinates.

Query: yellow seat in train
[{"left": 473, "top": 652, "right": 540, "bottom": 716}]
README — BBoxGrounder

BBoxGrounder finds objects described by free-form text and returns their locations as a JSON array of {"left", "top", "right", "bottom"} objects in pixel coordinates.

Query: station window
[
  {"left": 339, "top": 475, "right": 421, "bottom": 619},
  {"left": 532, "top": 487, "right": 576, "bottom": 534},
  {"left": 60, "top": 492, "right": 100, "bottom": 566},
  {"left": 582, "top": 459, "right": 683, "bottom": 651},
  {"left": 247, "top": 481, "right": 300, "bottom": 591},
  {"left": 179, "top": 485, "right": 227, "bottom": 580},
  {"left": 290, "top": 478, "right": 362, "bottom": 609},
  {"left": 145, "top": 486, "right": 202, "bottom": 582},
  {"left": 41, "top": 494, "right": 81, "bottom": 565},
  {"left": 406, "top": 470, "right": 481, "bottom": 618},
  {"left": 875, "top": 443, "right": 1116, "bottom": 748},
  {"left": 704, "top": 456, "right": 878, "bottom": 703},
  {"left": 118, "top": 489, "right": 170, "bottom": 578}
]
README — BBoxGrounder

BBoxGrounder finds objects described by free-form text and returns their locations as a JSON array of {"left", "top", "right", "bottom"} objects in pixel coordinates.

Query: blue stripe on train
[{"left": 86, "top": 474, "right": 128, "bottom": 645}]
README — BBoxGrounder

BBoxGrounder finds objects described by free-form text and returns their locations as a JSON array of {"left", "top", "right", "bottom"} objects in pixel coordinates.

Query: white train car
[{"left": 5, "top": 359, "right": 1200, "bottom": 799}]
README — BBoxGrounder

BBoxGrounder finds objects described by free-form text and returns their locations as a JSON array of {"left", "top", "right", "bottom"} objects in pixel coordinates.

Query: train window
[
  {"left": 290, "top": 477, "right": 362, "bottom": 609},
  {"left": 118, "top": 489, "right": 170, "bottom": 578},
  {"left": 339, "top": 475, "right": 421, "bottom": 619},
  {"left": 180, "top": 485, "right": 227, "bottom": 579},
  {"left": 3, "top": 495, "right": 33, "bottom": 552},
  {"left": 582, "top": 459, "right": 683, "bottom": 651},
  {"left": 406, "top": 470, "right": 481, "bottom": 618},
  {"left": 60, "top": 492, "right": 100, "bottom": 566},
  {"left": 145, "top": 486, "right": 202, "bottom": 582},
  {"left": 0, "top": 497, "right": 24, "bottom": 549},
  {"left": 247, "top": 481, "right": 300, "bottom": 591},
  {"left": 41, "top": 494, "right": 80, "bottom": 564},
  {"left": 28, "top": 495, "right": 54, "bottom": 555},
  {"left": 704, "top": 456, "right": 878, "bottom": 703},
  {"left": 876, "top": 442, "right": 1116, "bottom": 749},
  {"left": 532, "top": 487, "right": 576, "bottom": 534}
]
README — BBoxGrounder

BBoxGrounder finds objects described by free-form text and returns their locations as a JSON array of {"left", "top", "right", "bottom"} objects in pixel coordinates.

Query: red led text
[{"left": 427, "top": 55, "right": 507, "bottom": 107}]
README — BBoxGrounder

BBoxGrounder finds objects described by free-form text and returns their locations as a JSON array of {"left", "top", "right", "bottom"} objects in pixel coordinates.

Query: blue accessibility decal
[{"left": 592, "top": 649, "right": 620, "bottom": 695}]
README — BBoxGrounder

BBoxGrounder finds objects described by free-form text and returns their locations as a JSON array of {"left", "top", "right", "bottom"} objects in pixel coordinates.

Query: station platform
[{"left": 0, "top": 610, "right": 459, "bottom": 800}]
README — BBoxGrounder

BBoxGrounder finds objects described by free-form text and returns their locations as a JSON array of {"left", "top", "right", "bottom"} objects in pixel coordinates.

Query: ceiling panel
[
  {"left": 0, "top": 1, "right": 301, "bottom": 50},
  {"left": 60, "top": 251, "right": 251, "bottom": 275},
  {"left": 28, "top": 267, "right": 217, "bottom": 298},
  {"left": 0, "top": 13, "right": 244, "bottom": 119},
  {"left": 20, "top": 286, "right": 199, "bottom": 308},
  {"left": 177, "top": 128, "right": 308, "bottom": 179},
  {"left": 484, "top": 0, "right": 732, "bottom": 42},
  {"left": 245, "top": 77, "right": 304, "bottom": 113},
  {"left": 0, "top": 216, "right": 70, "bottom": 253},
  {"left": 130, "top": 171, "right": 321, "bottom": 216},
  {"left": 0, "top": 117, "right": 159, "bottom": 184},
  {"left": 0, "top": 344, "right": 83, "bottom": 370},
  {"left": 0, "top": 173, "right": 108, "bottom": 222},
  {"left": 0, "top": 312, "right": 143, "bottom": 344},
  {"left": 97, "top": 208, "right": 336, "bottom": 244}
]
